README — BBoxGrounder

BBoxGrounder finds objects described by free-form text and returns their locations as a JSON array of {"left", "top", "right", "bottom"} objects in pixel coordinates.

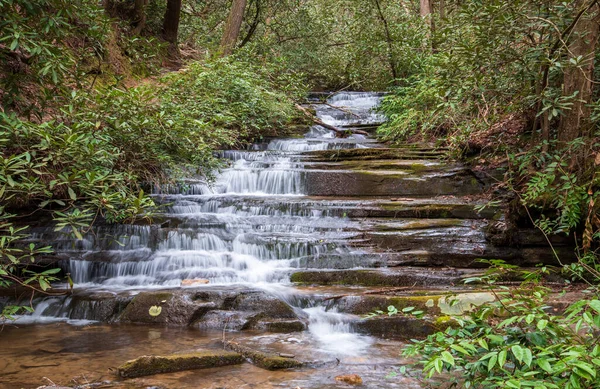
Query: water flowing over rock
[{"left": 2, "top": 91, "right": 569, "bottom": 388}]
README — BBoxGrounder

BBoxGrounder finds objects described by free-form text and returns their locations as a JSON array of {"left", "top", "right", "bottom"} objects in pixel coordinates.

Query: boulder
[{"left": 119, "top": 291, "right": 213, "bottom": 325}]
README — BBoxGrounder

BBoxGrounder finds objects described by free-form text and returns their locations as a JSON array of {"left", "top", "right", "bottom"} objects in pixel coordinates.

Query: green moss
[
  {"left": 224, "top": 341, "right": 303, "bottom": 370},
  {"left": 375, "top": 219, "right": 465, "bottom": 232},
  {"left": 262, "top": 320, "right": 306, "bottom": 333},
  {"left": 118, "top": 350, "right": 245, "bottom": 378}
]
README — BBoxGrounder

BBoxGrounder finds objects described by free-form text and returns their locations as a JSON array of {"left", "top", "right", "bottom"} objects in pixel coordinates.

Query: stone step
[
  {"left": 305, "top": 168, "right": 483, "bottom": 196},
  {"left": 290, "top": 268, "right": 483, "bottom": 287},
  {"left": 305, "top": 148, "right": 447, "bottom": 162}
]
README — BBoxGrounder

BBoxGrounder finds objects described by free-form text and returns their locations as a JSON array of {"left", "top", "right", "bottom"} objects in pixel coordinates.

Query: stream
[{"left": 0, "top": 92, "right": 559, "bottom": 388}]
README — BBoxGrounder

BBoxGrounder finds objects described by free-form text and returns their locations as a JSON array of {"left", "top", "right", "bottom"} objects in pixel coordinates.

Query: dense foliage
[
  {"left": 384, "top": 263, "right": 599, "bottom": 389},
  {"left": 0, "top": 0, "right": 305, "bottom": 317},
  {"left": 377, "top": 0, "right": 599, "bottom": 258}
]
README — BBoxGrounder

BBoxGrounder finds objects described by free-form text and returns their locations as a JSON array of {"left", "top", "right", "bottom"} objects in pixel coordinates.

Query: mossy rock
[
  {"left": 117, "top": 350, "right": 244, "bottom": 378},
  {"left": 290, "top": 269, "right": 464, "bottom": 287},
  {"left": 306, "top": 148, "right": 444, "bottom": 162},
  {"left": 352, "top": 316, "right": 439, "bottom": 339},
  {"left": 336, "top": 292, "right": 495, "bottom": 316},
  {"left": 224, "top": 341, "right": 303, "bottom": 370},
  {"left": 254, "top": 319, "right": 307, "bottom": 333}
]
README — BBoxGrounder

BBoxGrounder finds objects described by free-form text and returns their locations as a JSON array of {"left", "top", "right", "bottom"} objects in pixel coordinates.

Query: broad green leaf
[
  {"left": 537, "top": 358, "right": 552, "bottom": 373},
  {"left": 441, "top": 351, "right": 455, "bottom": 366},
  {"left": 39, "top": 278, "right": 51, "bottom": 291},
  {"left": 589, "top": 300, "right": 600, "bottom": 314},
  {"left": 498, "top": 349, "right": 508, "bottom": 368},
  {"left": 512, "top": 345, "right": 524, "bottom": 363},
  {"left": 488, "top": 353, "right": 498, "bottom": 371}
]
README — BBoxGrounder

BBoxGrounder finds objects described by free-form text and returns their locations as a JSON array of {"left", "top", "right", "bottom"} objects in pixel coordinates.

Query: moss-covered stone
[
  {"left": 304, "top": 169, "right": 482, "bottom": 197},
  {"left": 352, "top": 316, "right": 437, "bottom": 339},
  {"left": 224, "top": 341, "right": 303, "bottom": 370},
  {"left": 256, "top": 319, "right": 307, "bottom": 333},
  {"left": 117, "top": 350, "right": 244, "bottom": 378},
  {"left": 306, "top": 148, "right": 445, "bottom": 162},
  {"left": 290, "top": 269, "right": 465, "bottom": 287}
]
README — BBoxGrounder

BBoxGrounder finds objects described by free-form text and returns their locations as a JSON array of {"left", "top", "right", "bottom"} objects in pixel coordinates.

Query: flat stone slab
[
  {"left": 117, "top": 350, "right": 244, "bottom": 378},
  {"left": 305, "top": 169, "right": 483, "bottom": 196},
  {"left": 290, "top": 268, "right": 480, "bottom": 287},
  {"left": 306, "top": 148, "right": 446, "bottom": 162},
  {"left": 224, "top": 340, "right": 304, "bottom": 370}
]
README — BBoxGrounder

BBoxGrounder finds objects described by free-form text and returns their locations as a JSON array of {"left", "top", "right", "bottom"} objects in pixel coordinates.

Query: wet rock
[
  {"left": 224, "top": 341, "right": 303, "bottom": 370},
  {"left": 305, "top": 169, "right": 482, "bottom": 197},
  {"left": 352, "top": 316, "right": 439, "bottom": 339},
  {"left": 334, "top": 292, "right": 494, "bottom": 316},
  {"left": 290, "top": 268, "right": 472, "bottom": 287},
  {"left": 229, "top": 291, "right": 301, "bottom": 319},
  {"left": 119, "top": 291, "right": 213, "bottom": 325},
  {"left": 117, "top": 350, "right": 244, "bottom": 378},
  {"left": 306, "top": 148, "right": 443, "bottom": 162},
  {"left": 335, "top": 374, "right": 363, "bottom": 385},
  {"left": 190, "top": 289, "right": 307, "bottom": 332},
  {"left": 254, "top": 319, "right": 306, "bottom": 332},
  {"left": 68, "top": 292, "right": 129, "bottom": 322},
  {"left": 193, "top": 310, "right": 258, "bottom": 331}
]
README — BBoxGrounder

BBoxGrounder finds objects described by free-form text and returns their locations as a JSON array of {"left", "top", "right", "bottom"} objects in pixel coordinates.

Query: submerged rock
[
  {"left": 224, "top": 340, "right": 304, "bottom": 370},
  {"left": 335, "top": 374, "right": 363, "bottom": 385},
  {"left": 117, "top": 350, "right": 244, "bottom": 378}
]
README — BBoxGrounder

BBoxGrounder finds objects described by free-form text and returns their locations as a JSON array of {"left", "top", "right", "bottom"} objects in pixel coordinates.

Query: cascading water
[{"left": 16, "top": 92, "right": 386, "bottom": 356}]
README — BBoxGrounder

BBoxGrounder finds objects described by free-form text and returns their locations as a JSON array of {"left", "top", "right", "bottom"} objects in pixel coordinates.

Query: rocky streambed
[{"left": 0, "top": 92, "right": 569, "bottom": 389}]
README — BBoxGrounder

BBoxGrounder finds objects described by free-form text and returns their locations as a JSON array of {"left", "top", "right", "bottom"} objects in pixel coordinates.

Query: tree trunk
[
  {"left": 420, "top": 0, "right": 433, "bottom": 46},
  {"left": 162, "top": 0, "right": 182, "bottom": 50},
  {"left": 420, "top": 0, "right": 432, "bottom": 22},
  {"left": 373, "top": 0, "right": 398, "bottom": 81},
  {"left": 558, "top": 2, "right": 600, "bottom": 145},
  {"left": 132, "top": 0, "right": 148, "bottom": 35},
  {"left": 239, "top": 0, "right": 260, "bottom": 48},
  {"left": 220, "top": 0, "right": 248, "bottom": 56}
]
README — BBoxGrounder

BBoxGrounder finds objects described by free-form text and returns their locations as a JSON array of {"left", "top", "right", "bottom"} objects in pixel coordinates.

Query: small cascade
[{"left": 12, "top": 92, "right": 385, "bottom": 356}]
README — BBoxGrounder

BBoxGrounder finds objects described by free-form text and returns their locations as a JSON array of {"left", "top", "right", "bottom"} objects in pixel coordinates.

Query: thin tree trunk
[
  {"left": 220, "top": 0, "right": 248, "bottom": 56},
  {"left": 162, "top": 0, "right": 182, "bottom": 53},
  {"left": 439, "top": 0, "right": 445, "bottom": 19},
  {"left": 132, "top": 0, "right": 148, "bottom": 35},
  {"left": 542, "top": 111, "right": 549, "bottom": 153},
  {"left": 373, "top": 0, "right": 398, "bottom": 81},
  {"left": 558, "top": 2, "right": 600, "bottom": 145},
  {"left": 239, "top": 0, "right": 261, "bottom": 48},
  {"left": 420, "top": 0, "right": 432, "bottom": 47},
  {"left": 420, "top": 0, "right": 432, "bottom": 23}
]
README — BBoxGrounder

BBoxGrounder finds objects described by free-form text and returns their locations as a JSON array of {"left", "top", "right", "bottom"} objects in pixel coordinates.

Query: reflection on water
[{"left": 0, "top": 323, "right": 419, "bottom": 389}]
